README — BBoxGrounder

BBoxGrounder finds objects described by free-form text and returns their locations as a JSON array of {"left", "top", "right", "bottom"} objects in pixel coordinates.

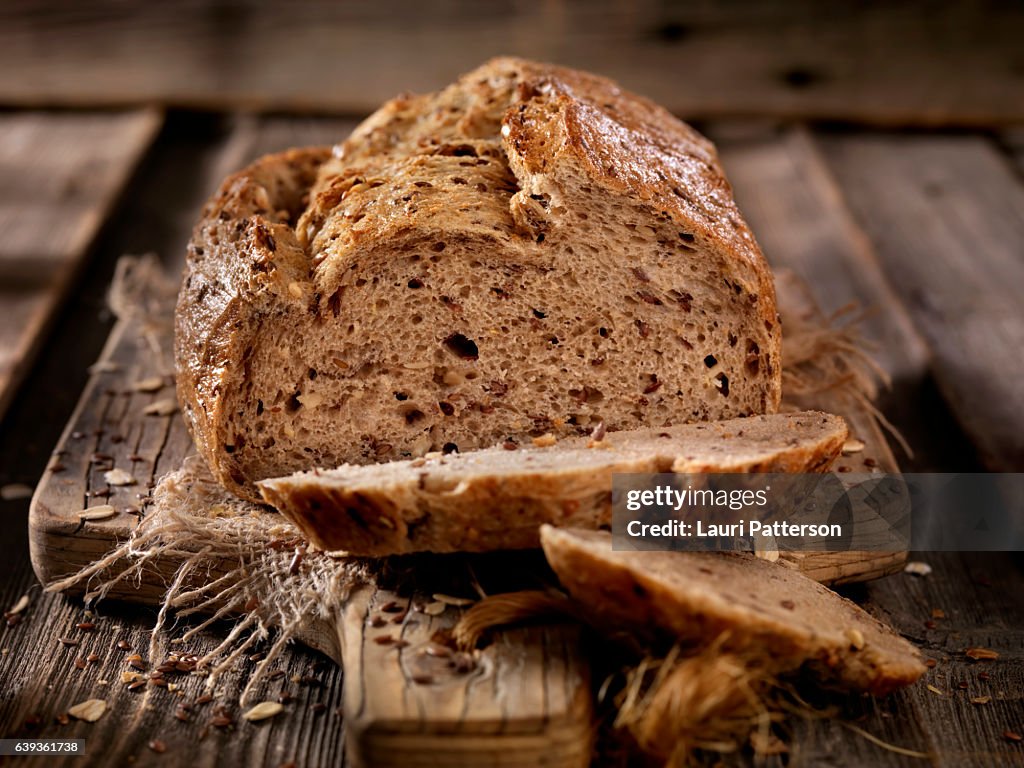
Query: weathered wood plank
[
  {"left": 0, "top": 1, "right": 1021, "bottom": 125},
  {"left": 1, "top": 116, "right": 360, "bottom": 767},
  {"left": 338, "top": 583, "right": 592, "bottom": 768},
  {"left": 0, "top": 110, "right": 162, "bottom": 422},
  {"left": 714, "top": 125, "right": 929, "bottom": 384},
  {"left": 713, "top": 124, "right": 981, "bottom": 472},
  {"left": 820, "top": 134, "right": 1024, "bottom": 472}
]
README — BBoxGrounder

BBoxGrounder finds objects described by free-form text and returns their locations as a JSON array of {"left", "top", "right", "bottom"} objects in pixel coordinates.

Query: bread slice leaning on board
[
  {"left": 176, "top": 57, "right": 782, "bottom": 503},
  {"left": 258, "top": 412, "right": 847, "bottom": 555},
  {"left": 539, "top": 526, "right": 925, "bottom": 695}
]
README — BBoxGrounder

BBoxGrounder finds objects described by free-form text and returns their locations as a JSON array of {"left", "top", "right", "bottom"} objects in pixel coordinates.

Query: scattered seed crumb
[
  {"left": 844, "top": 628, "right": 866, "bottom": 650},
  {"left": 926, "top": 684, "right": 944, "bottom": 696},
  {"left": 243, "top": 701, "right": 283, "bottom": 722},
  {"left": 7, "top": 594, "right": 30, "bottom": 615},
  {"left": 0, "top": 483, "right": 33, "bottom": 501},
  {"left": 79, "top": 505, "right": 117, "bottom": 522},
  {"left": 965, "top": 647, "right": 1000, "bottom": 661},
  {"left": 925, "top": 658, "right": 938, "bottom": 668},
  {"left": 133, "top": 377, "right": 165, "bottom": 393},
  {"left": 423, "top": 601, "right": 447, "bottom": 616},
  {"left": 68, "top": 699, "right": 107, "bottom": 722},
  {"left": 1004, "top": 730, "right": 1022, "bottom": 743},
  {"left": 143, "top": 399, "right": 178, "bottom": 416},
  {"left": 103, "top": 468, "right": 137, "bottom": 486},
  {"left": 971, "top": 696, "right": 991, "bottom": 705},
  {"left": 904, "top": 561, "right": 932, "bottom": 577},
  {"left": 841, "top": 438, "right": 866, "bottom": 455},
  {"left": 148, "top": 739, "right": 167, "bottom": 754},
  {"left": 931, "top": 608, "right": 946, "bottom": 619}
]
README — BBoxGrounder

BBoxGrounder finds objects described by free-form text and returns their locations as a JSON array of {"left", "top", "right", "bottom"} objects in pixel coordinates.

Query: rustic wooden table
[{"left": 1, "top": 2, "right": 1023, "bottom": 766}]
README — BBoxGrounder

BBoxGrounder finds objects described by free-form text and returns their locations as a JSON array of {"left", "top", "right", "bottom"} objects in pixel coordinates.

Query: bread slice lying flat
[
  {"left": 257, "top": 411, "right": 846, "bottom": 555},
  {"left": 177, "top": 57, "right": 782, "bottom": 502},
  {"left": 540, "top": 526, "right": 923, "bottom": 695}
]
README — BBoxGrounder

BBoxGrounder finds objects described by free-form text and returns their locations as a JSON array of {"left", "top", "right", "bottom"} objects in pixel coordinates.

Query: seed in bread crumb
[
  {"left": 532, "top": 433, "right": 557, "bottom": 447},
  {"left": 845, "top": 628, "right": 866, "bottom": 650}
]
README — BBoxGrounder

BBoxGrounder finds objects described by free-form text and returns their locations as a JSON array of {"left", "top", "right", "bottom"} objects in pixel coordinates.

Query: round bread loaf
[{"left": 176, "top": 57, "right": 782, "bottom": 501}]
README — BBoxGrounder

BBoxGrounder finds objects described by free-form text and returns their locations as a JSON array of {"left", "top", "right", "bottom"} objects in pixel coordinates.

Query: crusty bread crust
[
  {"left": 175, "top": 147, "right": 331, "bottom": 491},
  {"left": 177, "top": 58, "right": 782, "bottom": 501},
  {"left": 540, "top": 526, "right": 924, "bottom": 695},
  {"left": 257, "top": 412, "right": 846, "bottom": 555}
]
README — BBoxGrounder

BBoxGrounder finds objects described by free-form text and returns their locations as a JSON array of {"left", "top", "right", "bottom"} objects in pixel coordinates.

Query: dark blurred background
[{"left": 0, "top": 0, "right": 1021, "bottom": 125}]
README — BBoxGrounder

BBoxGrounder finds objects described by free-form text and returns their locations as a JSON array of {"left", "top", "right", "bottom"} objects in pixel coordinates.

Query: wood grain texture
[
  {"left": 0, "top": 1, "right": 1022, "bottom": 125},
  {"left": 337, "top": 585, "right": 592, "bottom": 768},
  {"left": 0, "top": 110, "right": 162, "bottom": 422},
  {"left": 715, "top": 124, "right": 929, "bottom": 384},
  {"left": 713, "top": 123, "right": 980, "bottom": 473},
  {"left": 820, "top": 134, "right": 1024, "bottom": 472}
]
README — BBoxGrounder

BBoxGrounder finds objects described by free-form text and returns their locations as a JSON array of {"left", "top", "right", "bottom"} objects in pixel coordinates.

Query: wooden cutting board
[{"left": 27, "top": 258, "right": 903, "bottom": 767}]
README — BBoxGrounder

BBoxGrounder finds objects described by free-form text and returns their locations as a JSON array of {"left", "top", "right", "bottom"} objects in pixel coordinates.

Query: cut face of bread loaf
[
  {"left": 539, "top": 526, "right": 924, "bottom": 695},
  {"left": 257, "top": 412, "right": 846, "bottom": 555},
  {"left": 177, "top": 57, "right": 782, "bottom": 501}
]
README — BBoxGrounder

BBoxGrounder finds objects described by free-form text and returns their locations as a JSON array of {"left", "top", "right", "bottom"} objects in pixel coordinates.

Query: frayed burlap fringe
[
  {"left": 782, "top": 303, "right": 911, "bottom": 457},
  {"left": 48, "top": 456, "right": 369, "bottom": 703}
]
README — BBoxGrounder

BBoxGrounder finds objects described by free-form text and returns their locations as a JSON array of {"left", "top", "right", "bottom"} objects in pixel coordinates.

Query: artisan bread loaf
[
  {"left": 539, "top": 526, "right": 924, "bottom": 695},
  {"left": 177, "top": 57, "right": 781, "bottom": 502},
  {"left": 257, "top": 411, "right": 846, "bottom": 555}
]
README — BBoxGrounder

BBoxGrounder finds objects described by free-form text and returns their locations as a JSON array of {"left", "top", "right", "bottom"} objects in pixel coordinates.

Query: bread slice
[
  {"left": 177, "top": 57, "right": 782, "bottom": 502},
  {"left": 539, "top": 526, "right": 923, "bottom": 695},
  {"left": 257, "top": 411, "right": 846, "bottom": 555}
]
